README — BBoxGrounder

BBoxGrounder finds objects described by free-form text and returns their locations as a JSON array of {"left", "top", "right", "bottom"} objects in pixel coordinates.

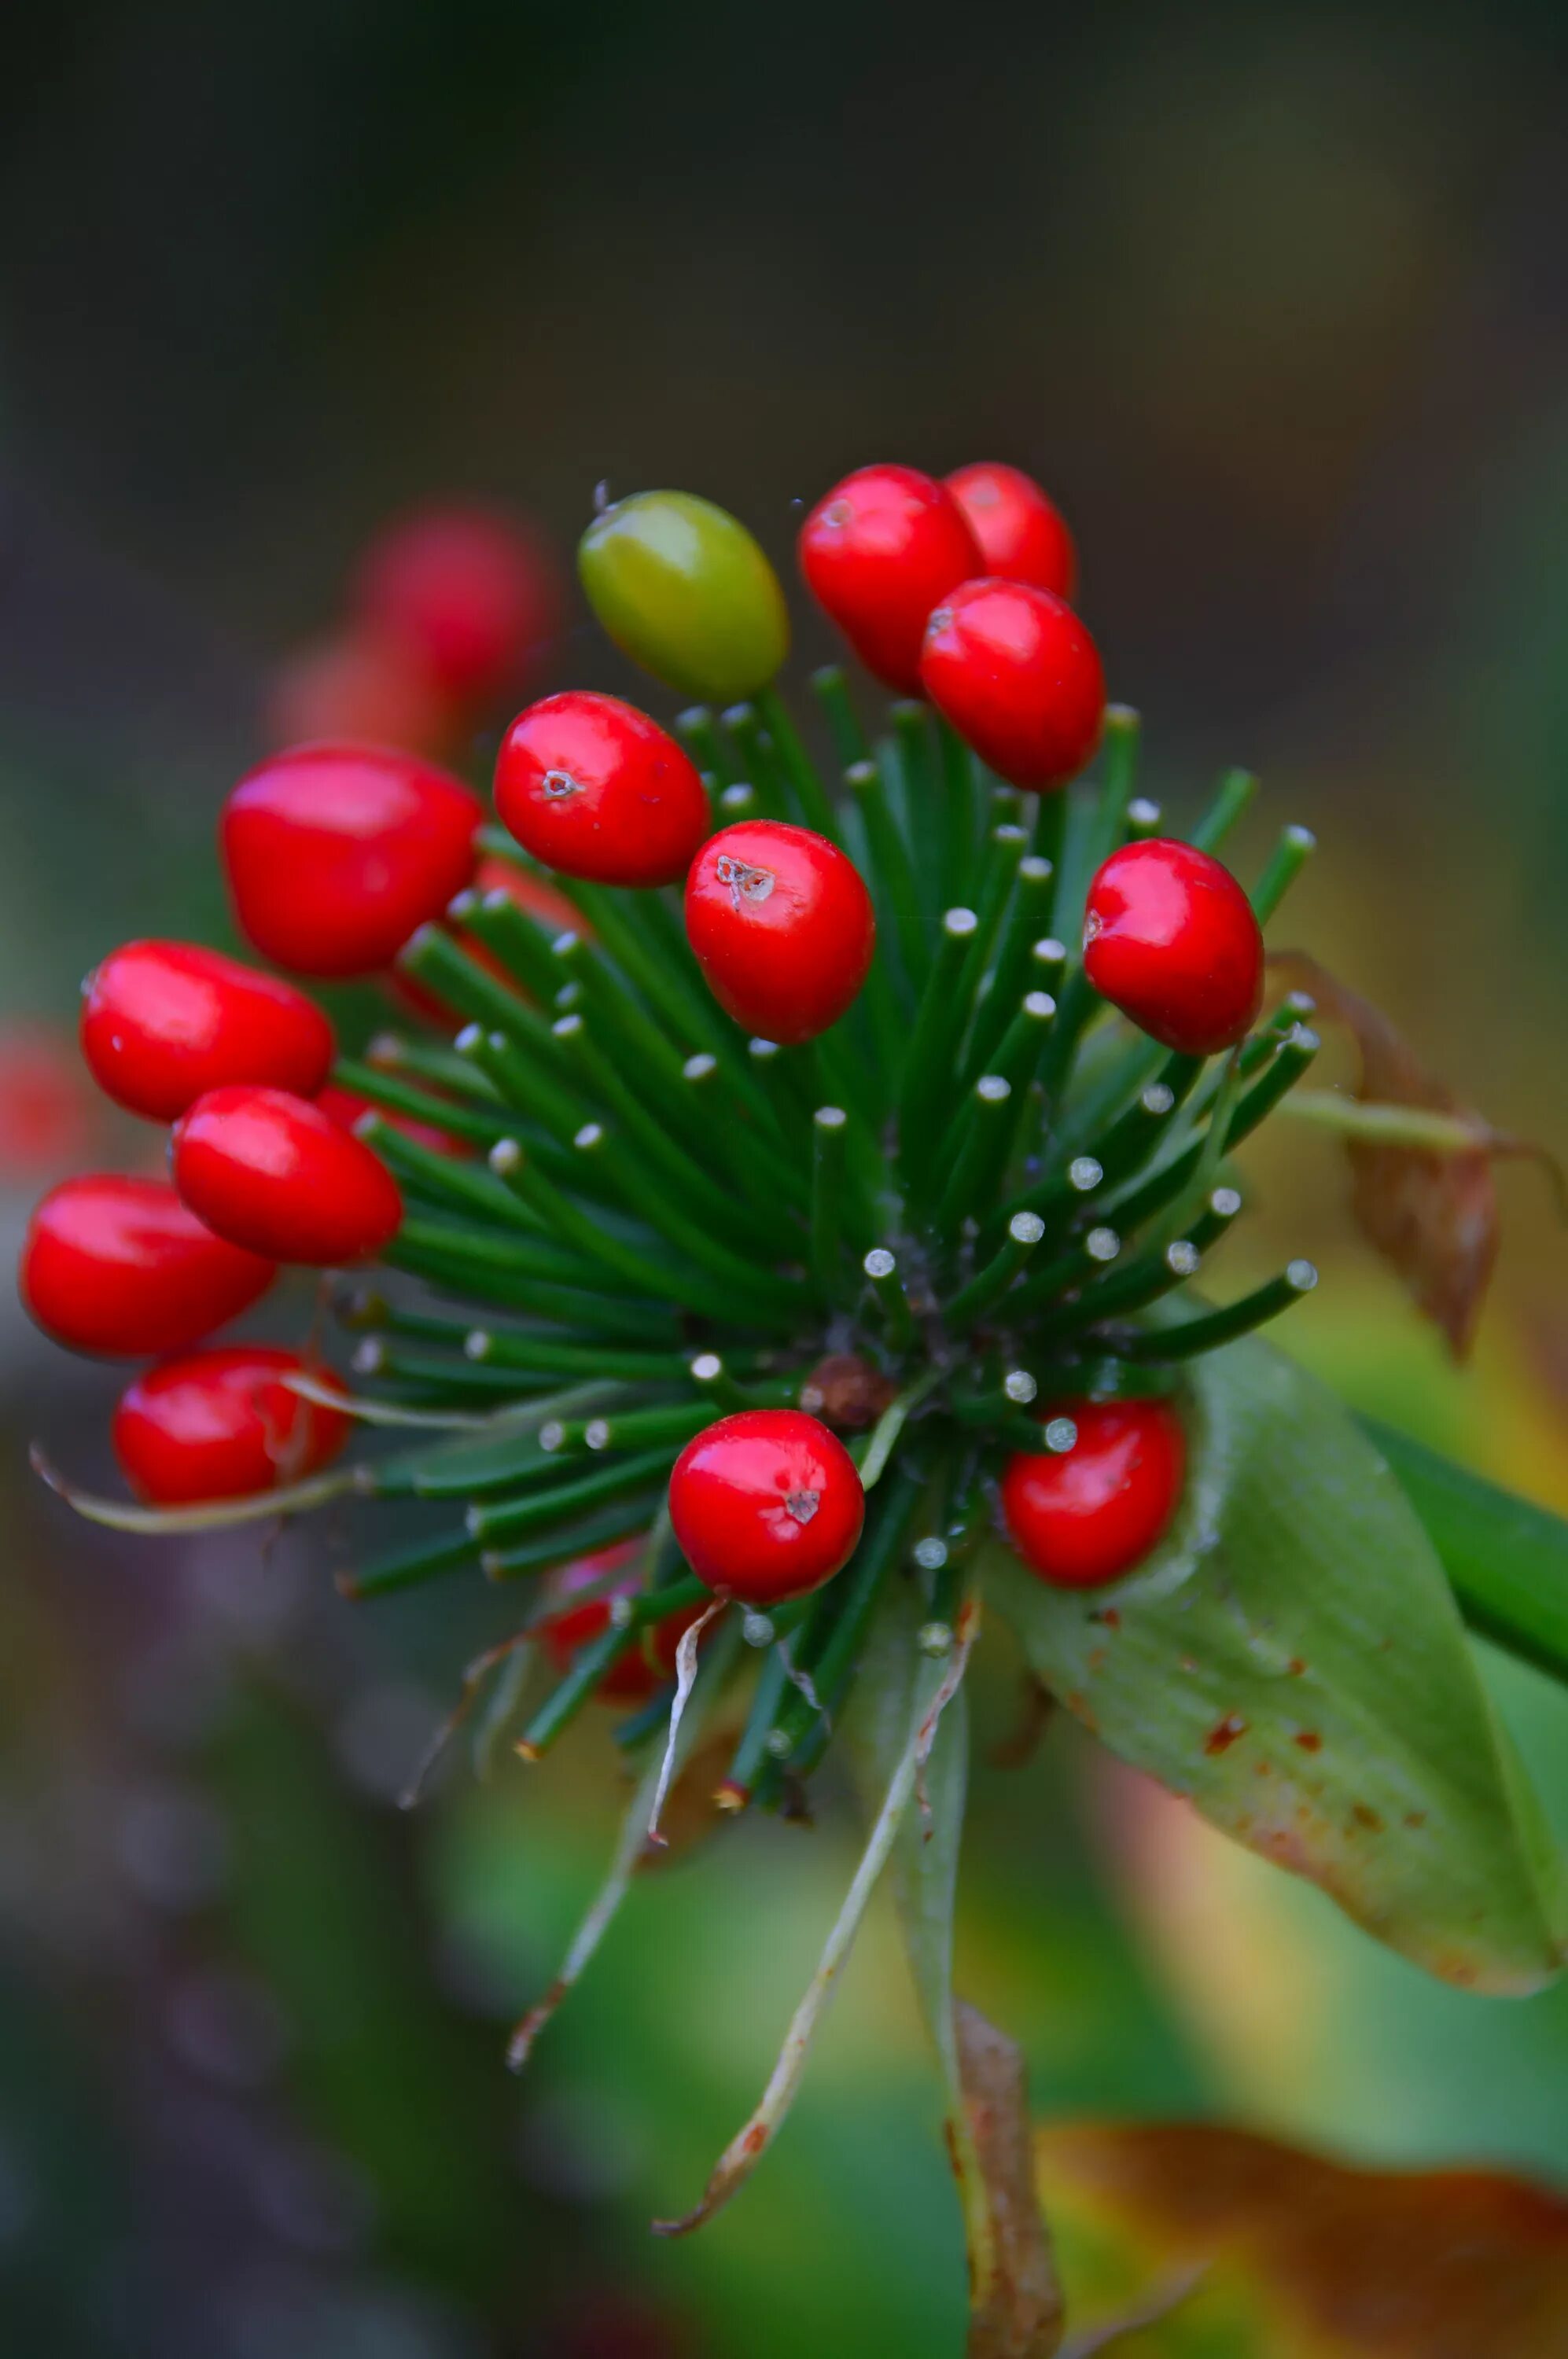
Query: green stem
[
  {"left": 1189, "top": 767, "right": 1258, "bottom": 854},
  {"left": 1250, "top": 823, "right": 1316, "bottom": 924},
  {"left": 1115, "top": 1260, "right": 1318, "bottom": 1359},
  {"left": 755, "top": 683, "right": 842, "bottom": 844}
]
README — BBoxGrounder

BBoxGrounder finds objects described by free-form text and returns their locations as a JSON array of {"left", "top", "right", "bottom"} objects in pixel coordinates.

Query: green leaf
[
  {"left": 1362, "top": 1418, "right": 1568, "bottom": 1687},
  {"left": 978, "top": 1337, "right": 1568, "bottom": 1994}
]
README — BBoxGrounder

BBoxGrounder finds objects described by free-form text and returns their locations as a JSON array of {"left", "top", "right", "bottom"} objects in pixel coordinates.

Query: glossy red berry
[
  {"left": 355, "top": 504, "right": 557, "bottom": 702},
  {"left": 543, "top": 1540, "right": 708, "bottom": 1703},
  {"left": 1083, "top": 838, "right": 1264, "bottom": 1055},
  {"left": 81, "top": 940, "right": 335, "bottom": 1122},
  {"left": 684, "top": 820, "right": 874, "bottom": 1044},
  {"left": 944, "top": 462, "right": 1077, "bottom": 601},
  {"left": 494, "top": 691, "right": 710, "bottom": 888},
  {"left": 1001, "top": 1397, "right": 1185, "bottom": 1589},
  {"left": 221, "top": 743, "right": 483, "bottom": 977},
  {"left": 668, "top": 1409, "right": 865, "bottom": 1606},
  {"left": 919, "top": 580, "right": 1106, "bottom": 792},
  {"left": 799, "top": 464, "right": 981, "bottom": 695},
  {"left": 19, "top": 1174, "right": 275, "bottom": 1357},
  {"left": 112, "top": 1346, "right": 352, "bottom": 1505},
  {"left": 172, "top": 1087, "right": 403, "bottom": 1266}
]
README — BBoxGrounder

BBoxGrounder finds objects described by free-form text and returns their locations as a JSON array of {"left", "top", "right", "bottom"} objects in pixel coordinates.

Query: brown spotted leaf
[
  {"left": 980, "top": 1335, "right": 1568, "bottom": 1991},
  {"left": 1268, "top": 950, "right": 1561, "bottom": 1357},
  {"left": 1039, "top": 2118, "right": 1568, "bottom": 2357}
]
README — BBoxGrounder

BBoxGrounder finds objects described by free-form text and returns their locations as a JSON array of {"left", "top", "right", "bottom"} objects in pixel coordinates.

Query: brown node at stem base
[{"left": 798, "top": 1352, "right": 899, "bottom": 1430}]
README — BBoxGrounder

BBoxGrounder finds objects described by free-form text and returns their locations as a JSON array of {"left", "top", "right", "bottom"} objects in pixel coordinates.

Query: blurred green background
[{"left": 2, "top": 4, "right": 1566, "bottom": 2352}]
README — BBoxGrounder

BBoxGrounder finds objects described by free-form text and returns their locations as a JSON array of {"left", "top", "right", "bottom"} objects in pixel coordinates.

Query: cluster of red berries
[
  {"left": 270, "top": 503, "right": 558, "bottom": 760},
  {"left": 21, "top": 455, "right": 1298, "bottom": 1743}
]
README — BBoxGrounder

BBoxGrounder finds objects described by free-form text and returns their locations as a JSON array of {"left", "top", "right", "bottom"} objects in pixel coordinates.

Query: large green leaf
[{"left": 978, "top": 1338, "right": 1568, "bottom": 1993}]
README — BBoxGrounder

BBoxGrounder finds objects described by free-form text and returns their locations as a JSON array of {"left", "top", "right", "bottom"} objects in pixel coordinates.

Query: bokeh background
[{"left": 2, "top": 4, "right": 1567, "bottom": 2352}]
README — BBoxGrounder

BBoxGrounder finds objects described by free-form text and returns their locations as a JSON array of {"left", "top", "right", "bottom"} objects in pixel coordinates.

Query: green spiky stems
[{"left": 285, "top": 690, "right": 1331, "bottom": 1793}]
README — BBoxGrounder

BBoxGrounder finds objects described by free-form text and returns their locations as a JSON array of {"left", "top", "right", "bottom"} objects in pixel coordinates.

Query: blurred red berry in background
[{"left": 355, "top": 502, "right": 559, "bottom": 704}]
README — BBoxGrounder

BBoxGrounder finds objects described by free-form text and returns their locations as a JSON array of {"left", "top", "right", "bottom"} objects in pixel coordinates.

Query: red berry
[
  {"left": 494, "top": 690, "right": 710, "bottom": 888},
  {"left": 172, "top": 1086, "right": 403, "bottom": 1266},
  {"left": 355, "top": 504, "right": 557, "bottom": 702},
  {"left": 944, "top": 462, "right": 1077, "bottom": 600},
  {"left": 543, "top": 1539, "right": 707, "bottom": 1703},
  {"left": 19, "top": 1174, "right": 275, "bottom": 1357},
  {"left": 799, "top": 464, "right": 981, "bottom": 695},
  {"left": 112, "top": 1346, "right": 352, "bottom": 1505},
  {"left": 684, "top": 820, "right": 874, "bottom": 1044},
  {"left": 267, "top": 624, "right": 455, "bottom": 759},
  {"left": 1000, "top": 1397, "right": 1185, "bottom": 1589},
  {"left": 919, "top": 580, "right": 1106, "bottom": 792},
  {"left": 668, "top": 1409, "right": 865, "bottom": 1606},
  {"left": 221, "top": 743, "right": 483, "bottom": 977},
  {"left": 1083, "top": 839, "right": 1264, "bottom": 1056},
  {"left": 81, "top": 940, "right": 335, "bottom": 1123}
]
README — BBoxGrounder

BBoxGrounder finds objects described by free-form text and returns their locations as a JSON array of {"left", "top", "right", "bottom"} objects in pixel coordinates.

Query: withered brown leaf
[
  {"left": 955, "top": 2000, "right": 1066, "bottom": 2359},
  {"left": 1268, "top": 951, "right": 1561, "bottom": 1360},
  {"left": 1038, "top": 2118, "right": 1568, "bottom": 2355}
]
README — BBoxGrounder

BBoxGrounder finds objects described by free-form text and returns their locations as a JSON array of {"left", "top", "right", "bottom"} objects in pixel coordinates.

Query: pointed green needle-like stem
[
  {"left": 1030, "top": 965, "right": 1100, "bottom": 1106},
  {"left": 754, "top": 684, "right": 841, "bottom": 845},
  {"left": 568, "top": 1116, "right": 810, "bottom": 1313},
  {"left": 538, "top": 1400, "right": 712, "bottom": 1459},
  {"left": 1007, "top": 1221, "right": 1125, "bottom": 1319},
  {"left": 936, "top": 1076, "right": 1016, "bottom": 1231},
  {"left": 720, "top": 699, "right": 797, "bottom": 820},
  {"left": 897, "top": 907, "right": 981, "bottom": 1185},
  {"left": 398, "top": 1402, "right": 639, "bottom": 1502},
  {"left": 944, "top": 1210, "right": 1046, "bottom": 1331},
  {"left": 1026, "top": 786, "right": 1068, "bottom": 880},
  {"left": 718, "top": 782, "right": 757, "bottom": 819},
  {"left": 953, "top": 824, "right": 1028, "bottom": 1023},
  {"left": 1125, "top": 797, "right": 1162, "bottom": 841},
  {"left": 398, "top": 926, "right": 576, "bottom": 1088},
  {"left": 1117, "top": 1260, "right": 1318, "bottom": 1359},
  {"left": 1108, "top": 1025, "right": 1320, "bottom": 1235},
  {"left": 383, "top": 1219, "right": 677, "bottom": 1336},
  {"left": 489, "top": 1139, "right": 806, "bottom": 1332},
  {"left": 514, "top": 1573, "right": 712, "bottom": 1759},
  {"left": 845, "top": 758, "right": 926, "bottom": 993},
  {"left": 891, "top": 701, "right": 943, "bottom": 922},
  {"left": 687, "top": 1351, "right": 795, "bottom": 1414},
  {"left": 345, "top": 1525, "right": 481, "bottom": 1599},
  {"left": 469, "top": 1444, "right": 679, "bottom": 1551},
  {"left": 811, "top": 1106, "right": 849, "bottom": 1296},
  {"left": 1189, "top": 767, "right": 1260, "bottom": 854},
  {"left": 1250, "top": 824, "right": 1316, "bottom": 923},
  {"left": 1028, "top": 1188, "right": 1242, "bottom": 1342},
  {"left": 963, "top": 856, "right": 1059, "bottom": 1079},
  {"left": 950, "top": 1370, "right": 1043, "bottom": 1428},
  {"left": 863, "top": 1247, "right": 918, "bottom": 1351},
  {"left": 936, "top": 715, "right": 981, "bottom": 904},
  {"left": 353, "top": 1116, "right": 591, "bottom": 1261},
  {"left": 675, "top": 705, "right": 738, "bottom": 786},
  {"left": 548, "top": 874, "right": 719, "bottom": 1058},
  {"left": 364, "top": 1032, "right": 506, "bottom": 1104},
  {"left": 771, "top": 1470, "right": 925, "bottom": 1778},
  {"left": 454, "top": 1023, "right": 593, "bottom": 1156},
  {"left": 330, "top": 1059, "right": 511, "bottom": 1150},
  {"left": 1010, "top": 1054, "right": 1202, "bottom": 1227},
  {"left": 810, "top": 665, "right": 869, "bottom": 769},
  {"left": 480, "top": 1494, "right": 663, "bottom": 1585},
  {"left": 351, "top": 1341, "right": 554, "bottom": 1400},
  {"left": 450, "top": 884, "right": 562, "bottom": 1005},
  {"left": 464, "top": 1328, "right": 698, "bottom": 1383},
  {"left": 549, "top": 1010, "right": 782, "bottom": 1249},
  {"left": 1088, "top": 705, "right": 1141, "bottom": 870},
  {"left": 980, "top": 994, "right": 1058, "bottom": 1176}
]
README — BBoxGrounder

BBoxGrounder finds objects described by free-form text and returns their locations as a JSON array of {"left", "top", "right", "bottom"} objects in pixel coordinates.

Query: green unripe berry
[{"left": 578, "top": 489, "right": 790, "bottom": 702}]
